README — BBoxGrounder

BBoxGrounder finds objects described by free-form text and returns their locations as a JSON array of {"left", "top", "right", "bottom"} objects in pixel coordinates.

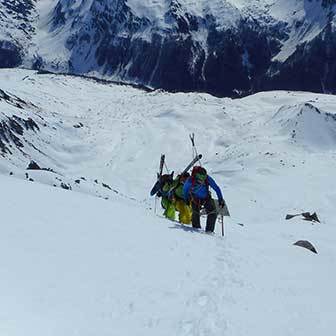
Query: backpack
[
  {"left": 150, "top": 172, "right": 173, "bottom": 197},
  {"left": 172, "top": 172, "right": 190, "bottom": 200},
  {"left": 159, "top": 173, "right": 174, "bottom": 197},
  {"left": 160, "top": 173, "right": 174, "bottom": 185}
]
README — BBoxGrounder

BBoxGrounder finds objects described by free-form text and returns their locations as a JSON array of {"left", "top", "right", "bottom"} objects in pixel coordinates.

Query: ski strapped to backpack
[
  {"left": 151, "top": 154, "right": 201, "bottom": 197},
  {"left": 158, "top": 154, "right": 165, "bottom": 179},
  {"left": 181, "top": 154, "right": 202, "bottom": 175},
  {"left": 151, "top": 154, "right": 166, "bottom": 196}
]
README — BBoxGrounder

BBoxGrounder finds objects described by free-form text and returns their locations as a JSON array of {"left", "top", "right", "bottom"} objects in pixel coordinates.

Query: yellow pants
[{"left": 174, "top": 199, "right": 192, "bottom": 225}]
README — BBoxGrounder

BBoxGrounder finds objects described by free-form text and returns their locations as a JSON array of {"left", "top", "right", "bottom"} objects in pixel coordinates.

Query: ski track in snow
[{"left": 1, "top": 69, "right": 336, "bottom": 335}]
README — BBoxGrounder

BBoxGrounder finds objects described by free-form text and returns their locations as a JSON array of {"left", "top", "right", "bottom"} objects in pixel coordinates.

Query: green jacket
[{"left": 161, "top": 177, "right": 186, "bottom": 200}]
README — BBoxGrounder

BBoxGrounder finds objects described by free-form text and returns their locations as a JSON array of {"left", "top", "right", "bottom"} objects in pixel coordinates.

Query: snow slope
[
  {"left": 1, "top": 69, "right": 336, "bottom": 335},
  {"left": 0, "top": 173, "right": 219, "bottom": 336}
]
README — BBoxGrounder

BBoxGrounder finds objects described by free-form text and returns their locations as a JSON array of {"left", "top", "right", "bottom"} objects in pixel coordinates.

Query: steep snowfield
[
  {"left": 28, "top": 0, "right": 74, "bottom": 71},
  {"left": 0, "top": 173, "right": 219, "bottom": 336},
  {"left": 269, "top": 102, "right": 336, "bottom": 148},
  {"left": 126, "top": 0, "right": 170, "bottom": 26},
  {"left": 269, "top": 0, "right": 331, "bottom": 62},
  {"left": 1, "top": 69, "right": 336, "bottom": 335}
]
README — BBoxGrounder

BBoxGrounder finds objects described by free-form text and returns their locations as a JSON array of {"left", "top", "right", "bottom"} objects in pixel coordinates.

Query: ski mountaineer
[
  {"left": 150, "top": 154, "right": 202, "bottom": 223},
  {"left": 183, "top": 166, "right": 224, "bottom": 232},
  {"left": 150, "top": 172, "right": 192, "bottom": 224},
  {"left": 150, "top": 173, "right": 176, "bottom": 221},
  {"left": 168, "top": 172, "right": 192, "bottom": 224}
]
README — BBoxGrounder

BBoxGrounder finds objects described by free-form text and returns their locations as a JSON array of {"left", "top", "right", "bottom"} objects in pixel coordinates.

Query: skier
[
  {"left": 151, "top": 172, "right": 192, "bottom": 224},
  {"left": 151, "top": 173, "right": 176, "bottom": 221},
  {"left": 183, "top": 166, "right": 224, "bottom": 232},
  {"left": 168, "top": 172, "right": 192, "bottom": 224},
  {"left": 150, "top": 154, "right": 203, "bottom": 224}
]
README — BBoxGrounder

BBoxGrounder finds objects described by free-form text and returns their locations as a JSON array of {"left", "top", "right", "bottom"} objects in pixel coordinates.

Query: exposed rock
[
  {"left": 102, "top": 182, "right": 112, "bottom": 190},
  {"left": 302, "top": 212, "right": 320, "bottom": 223},
  {"left": 0, "top": 40, "right": 22, "bottom": 68},
  {"left": 293, "top": 240, "right": 318, "bottom": 254},
  {"left": 60, "top": 182, "right": 71, "bottom": 190},
  {"left": 0, "top": 0, "right": 36, "bottom": 68},
  {"left": 0, "top": 115, "right": 39, "bottom": 153},
  {"left": 41, "top": 167, "right": 55, "bottom": 173},
  {"left": 27, "top": 160, "right": 41, "bottom": 170},
  {"left": 263, "top": 19, "right": 336, "bottom": 95},
  {"left": 0, "top": 90, "right": 40, "bottom": 154},
  {"left": 73, "top": 122, "right": 84, "bottom": 128},
  {"left": 286, "top": 212, "right": 320, "bottom": 223}
]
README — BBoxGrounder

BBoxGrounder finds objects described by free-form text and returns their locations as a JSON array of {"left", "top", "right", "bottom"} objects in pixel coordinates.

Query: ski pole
[
  {"left": 154, "top": 195, "right": 157, "bottom": 215},
  {"left": 153, "top": 154, "right": 165, "bottom": 214}
]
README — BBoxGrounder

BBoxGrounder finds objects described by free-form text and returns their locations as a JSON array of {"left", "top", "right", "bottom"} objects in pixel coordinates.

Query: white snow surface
[{"left": 0, "top": 69, "right": 336, "bottom": 335}]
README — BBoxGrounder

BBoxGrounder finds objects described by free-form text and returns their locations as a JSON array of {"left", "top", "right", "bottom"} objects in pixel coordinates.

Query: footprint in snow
[
  {"left": 197, "top": 294, "right": 209, "bottom": 307},
  {"left": 180, "top": 320, "right": 194, "bottom": 335}
]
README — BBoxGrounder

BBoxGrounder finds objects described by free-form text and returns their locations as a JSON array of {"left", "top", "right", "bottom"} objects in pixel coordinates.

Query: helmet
[
  {"left": 192, "top": 166, "right": 207, "bottom": 177},
  {"left": 192, "top": 166, "right": 207, "bottom": 183}
]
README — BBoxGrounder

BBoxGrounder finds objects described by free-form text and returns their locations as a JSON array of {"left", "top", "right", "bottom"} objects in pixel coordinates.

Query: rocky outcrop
[
  {"left": 262, "top": 23, "right": 336, "bottom": 94},
  {"left": 0, "top": 0, "right": 36, "bottom": 68},
  {"left": 27, "top": 160, "right": 41, "bottom": 170},
  {"left": 293, "top": 240, "right": 318, "bottom": 254},
  {"left": 0, "top": 89, "right": 40, "bottom": 154},
  {"left": 0, "top": 41, "right": 22, "bottom": 68}
]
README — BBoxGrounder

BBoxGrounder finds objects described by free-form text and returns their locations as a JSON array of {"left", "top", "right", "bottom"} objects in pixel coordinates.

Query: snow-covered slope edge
[
  {"left": 0, "top": 74, "right": 129, "bottom": 202},
  {"left": 2, "top": 68, "right": 336, "bottom": 202}
]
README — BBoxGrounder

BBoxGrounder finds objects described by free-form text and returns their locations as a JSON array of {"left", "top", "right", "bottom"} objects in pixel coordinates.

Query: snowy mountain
[
  {"left": 2, "top": 2, "right": 336, "bottom": 334},
  {"left": 1, "top": 0, "right": 336, "bottom": 96},
  {"left": 1, "top": 68, "right": 336, "bottom": 335},
  {"left": 0, "top": 0, "right": 36, "bottom": 67}
]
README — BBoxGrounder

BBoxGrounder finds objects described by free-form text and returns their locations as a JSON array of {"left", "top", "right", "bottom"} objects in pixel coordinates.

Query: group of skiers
[{"left": 150, "top": 165, "right": 224, "bottom": 233}]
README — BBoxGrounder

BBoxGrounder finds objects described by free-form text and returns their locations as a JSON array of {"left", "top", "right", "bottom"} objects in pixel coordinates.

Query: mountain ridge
[{"left": 1, "top": 0, "right": 336, "bottom": 97}]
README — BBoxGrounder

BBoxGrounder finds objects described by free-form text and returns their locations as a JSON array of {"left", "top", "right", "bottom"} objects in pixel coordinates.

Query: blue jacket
[{"left": 183, "top": 175, "right": 223, "bottom": 202}]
